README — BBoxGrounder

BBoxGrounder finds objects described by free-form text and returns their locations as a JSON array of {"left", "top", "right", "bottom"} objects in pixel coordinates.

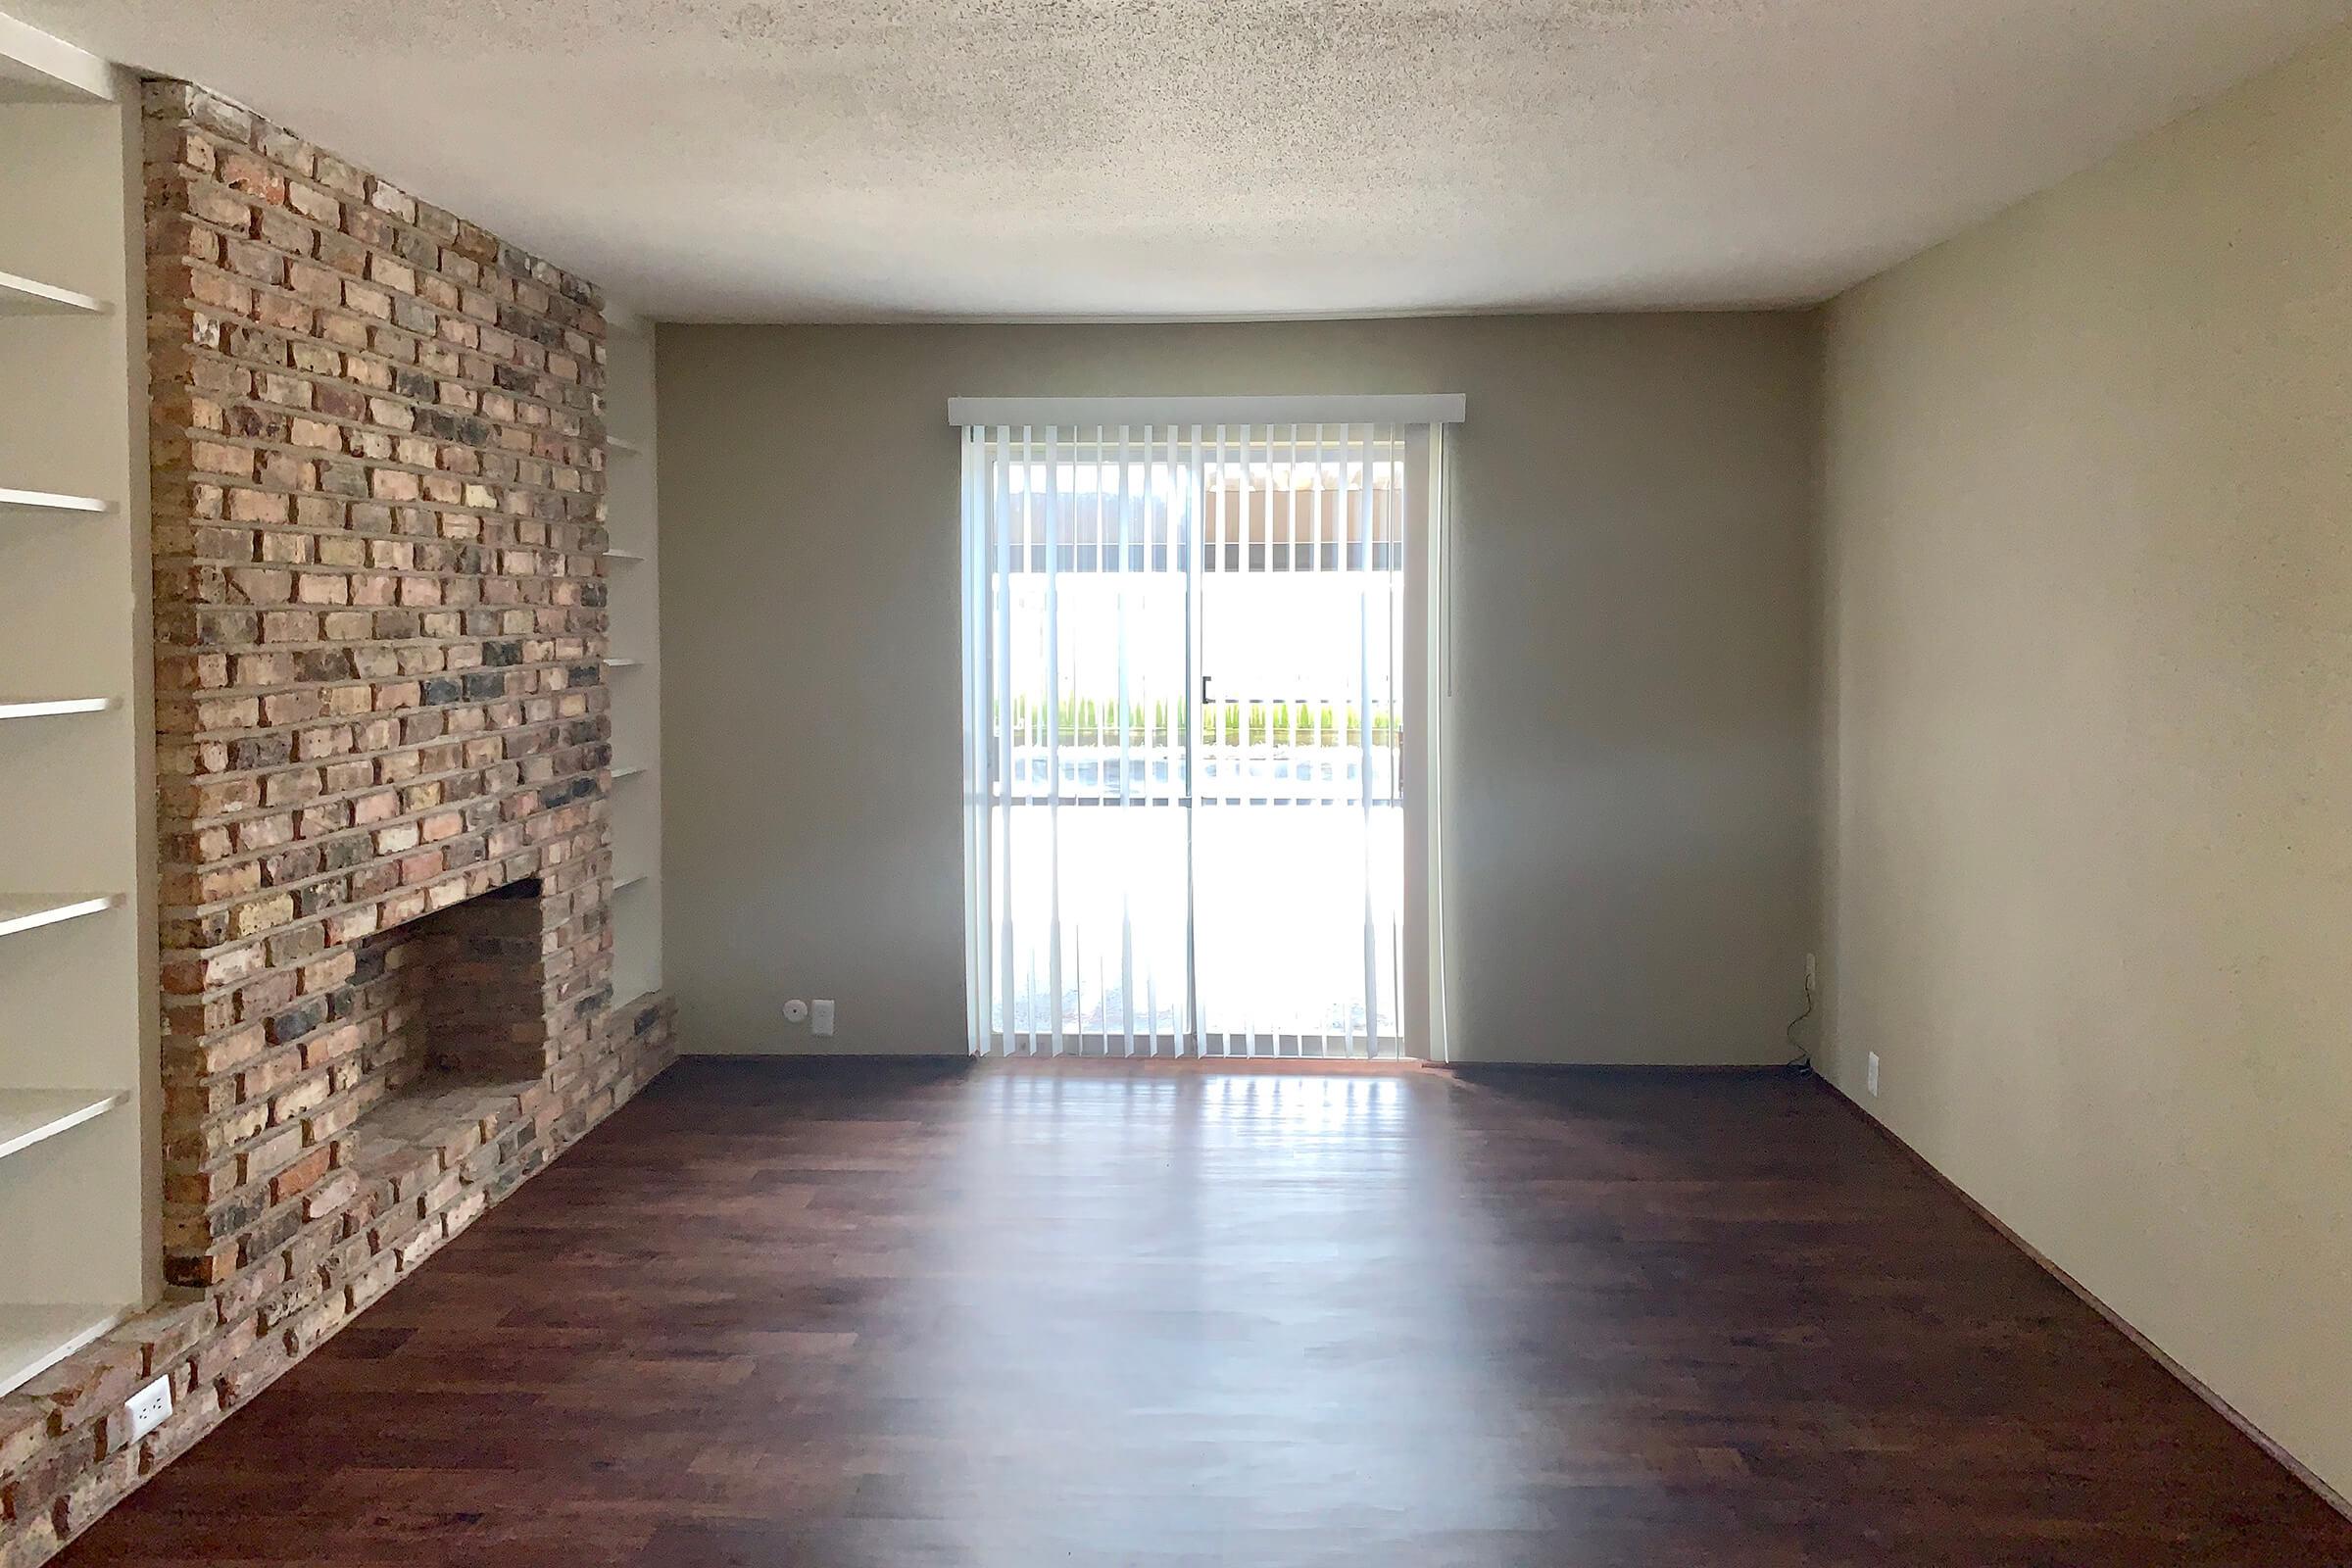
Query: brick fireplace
[
  {"left": 141, "top": 74, "right": 659, "bottom": 1293},
  {"left": 0, "top": 81, "right": 675, "bottom": 1565},
  {"left": 364, "top": 879, "right": 558, "bottom": 1087}
]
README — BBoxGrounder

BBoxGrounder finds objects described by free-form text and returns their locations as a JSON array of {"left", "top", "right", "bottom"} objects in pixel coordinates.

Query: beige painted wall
[
  {"left": 1821, "top": 24, "right": 2352, "bottom": 1500},
  {"left": 658, "top": 317, "right": 1818, "bottom": 1062}
]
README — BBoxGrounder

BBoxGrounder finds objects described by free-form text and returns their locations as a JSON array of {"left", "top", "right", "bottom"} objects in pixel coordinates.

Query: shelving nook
[
  {"left": 603, "top": 324, "right": 663, "bottom": 1007},
  {"left": 0, "top": 37, "right": 155, "bottom": 1395}
]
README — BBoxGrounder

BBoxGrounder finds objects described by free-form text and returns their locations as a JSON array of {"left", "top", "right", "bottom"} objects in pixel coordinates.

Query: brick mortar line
[
  {"left": 163, "top": 548, "right": 609, "bottom": 569},
  {"left": 155, "top": 367, "right": 611, "bottom": 460},
  {"left": 160, "top": 752, "right": 607, "bottom": 841},
  {"left": 158, "top": 476, "right": 605, "bottom": 505},
  {"left": 159, "top": 779, "right": 610, "bottom": 863},
  {"left": 154, "top": 524, "right": 609, "bottom": 548},
  {"left": 157, "top": 654, "right": 611, "bottom": 686},
  {"left": 161, "top": 694, "right": 612, "bottom": 729},
  {"left": 162, "top": 612, "right": 609, "bottom": 632},
  {"left": 157, "top": 282, "right": 602, "bottom": 398},
  {"left": 163, "top": 701, "right": 605, "bottom": 741},
  {"left": 159, "top": 632, "right": 606, "bottom": 649},
  {"left": 164, "top": 457, "right": 609, "bottom": 503},
  {"left": 160, "top": 377, "right": 605, "bottom": 458},
  {"left": 167, "top": 698, "right": 606, "bottom": 719},
  {"left": 154, "top": 319, "right": 603, "bottom": 440},
  {"left": 158, "top": 791, "right": 607, "bottom": 883},
  {"left": 163, "top": 758, "right": 609, "bottom": 798},
  {"left": 160, "top": 713, "right": 608, "bottom": 766},
  {"left": 157, "top": 488, "right": 610, "bottom": 523},
  {"left": 158, "top": 272, "right": 601, "bottom": 387},
  {"left": 158, "top": 360, "right": 606, "bottom": 455},
  {"left": 162, "top": 280, "right": 590, "bottom": 371},
  {"left": 156, "top": 274, "right": 597, "bottom": 375},
  {"left": 157, "top": 784, "right": 612, "bottom": 883},
  {"left": 159, "top": 587, "right": 604, "bottom": 609},
  {"left": 160, "top": 809, "right": 610, "bottom": 900},
  {"left": 164, "top": 676, "right": 607, "bottom": 701},
  {"left": 157, "top": 635, "right": 610, "bottom": 658},
  {"left": 158, "top": 612, "right": 608, "bottom": 632},
  {"left": 157, "top": 569, "right": 608, "bottom": 593},
  {"left": 160, "top": 702, "right": 610, "bottom": 732},
  {"left": 159, "top": 550, "right": 612, "bottom": 570},
  {"left": 157, "top": 839, "right": 613, "bottom": 936},
  {"left": 160, "top": 616, "right": 609, "bottom": 635},
  {"left": 156, "top": 240, "right": 585, "bottom": 355},
  {"left": 164, "top": 440, "right": 609, "bottom": 500},
  {"left": 163, "top": 767, "right": 607, "bottom": 826}
]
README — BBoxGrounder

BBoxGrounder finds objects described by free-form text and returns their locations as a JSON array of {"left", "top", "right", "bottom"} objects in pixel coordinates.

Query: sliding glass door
[
  {"left": 959, "top": 407, "right": 1449, "bottom": 1059},
  {"left": 965, "top": 427, "right": 1197, "bottom": 1054},
  {"left": 1192, "top": 426, "right": 1406, "bottom": 1055}
]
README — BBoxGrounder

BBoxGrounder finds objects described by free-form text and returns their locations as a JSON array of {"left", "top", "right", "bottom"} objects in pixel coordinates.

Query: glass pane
[{"left": 1192, "top": 426, "right": 1406, "bottom": 1056}]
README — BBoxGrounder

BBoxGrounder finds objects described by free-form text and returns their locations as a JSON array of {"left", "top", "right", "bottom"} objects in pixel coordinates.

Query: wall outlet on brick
[
  {"left": 125, "top": 1375, "right": 173, "bottom": 1445},
  {"left": 811, "top": 1000, "right": 836, "bottom": 1038}
]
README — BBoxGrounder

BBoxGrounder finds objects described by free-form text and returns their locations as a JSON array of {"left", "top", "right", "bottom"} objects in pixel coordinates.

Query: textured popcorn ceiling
[{"left": 15, "top": 0, "right": 2350, "bottom": 319}]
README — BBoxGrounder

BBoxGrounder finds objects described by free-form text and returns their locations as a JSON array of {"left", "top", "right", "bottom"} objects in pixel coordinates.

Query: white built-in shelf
[
  {"left": 0, "top": 16, "right": 116, "bottom": 106},
  {"left": 0, "top": 697, "right": 114, "bottom": 721},
  {"left": 612, "top": 765, "right": 647, "bottom": 781},
  {"left": 0, "top": 895, "right": 119, "bottom": 940},
  {"left": 608, "top": 436, "right": 643, "bottom": 455},
  {"left": 0, "top": 1089, "right": 125, "bottom": 1162},
  {"left": 0, "top": 1302, "right": 129, "bottom": 1398},
  {"left": 603, "top": 658, "right": 644, "bottom": 669},
  {"left": 0, "top": 269, "right": 108, "bottom": 317},
  {"left": 614, "top": 874, "right": 650, "bottom": 892},
  {"left": 0, "top": 487, "right": 110, "bottom": 516},
  {"left": 603, "top": 550, "right": 645, "bottom": 563}
]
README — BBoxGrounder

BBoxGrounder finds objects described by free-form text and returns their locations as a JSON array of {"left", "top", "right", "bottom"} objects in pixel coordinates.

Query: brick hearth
[{"left": 0, "top": 80, "right": 674, "bottom": 1567}]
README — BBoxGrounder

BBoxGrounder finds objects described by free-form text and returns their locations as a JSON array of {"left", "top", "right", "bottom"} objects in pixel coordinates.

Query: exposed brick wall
[
  {"left": 0, "top": 81, "right": 675, "bottom": 1568},
  {"left": 140, "top": 76, "right": 622, "bottom": 1288}
]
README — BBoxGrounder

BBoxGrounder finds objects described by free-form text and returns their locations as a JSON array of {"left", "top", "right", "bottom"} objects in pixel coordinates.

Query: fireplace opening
[{"left": 345, "top": 878, "right": 551, "bottom": 1104}]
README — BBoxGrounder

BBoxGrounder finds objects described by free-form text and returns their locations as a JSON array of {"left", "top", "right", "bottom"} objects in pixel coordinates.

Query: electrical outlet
[
  {"left": 1804, "top": 953, "right": 1818, "bottom": 992},
  {"left": 1866, "top": 1052, "right": 1881, "bottom": 1097},
  {"left": 782, "top": 999, "right": 808, "bottom": 1024},
  {"left": 124, "top": 1375, "right": 172, "bottom": 1444},
  {"left": 811, "top": 999, "right": 836, "bottom": 1038}
]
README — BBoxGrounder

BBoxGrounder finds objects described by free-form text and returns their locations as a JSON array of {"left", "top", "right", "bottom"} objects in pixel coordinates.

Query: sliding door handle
[{"left": 1200, "top": 674, "right": 1214, "bottom": 704}]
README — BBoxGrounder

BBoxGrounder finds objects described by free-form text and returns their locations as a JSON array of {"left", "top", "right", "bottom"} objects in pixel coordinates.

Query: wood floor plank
[{"left": 56, "top": 1059, "right": 2352, "bottom": 1566}]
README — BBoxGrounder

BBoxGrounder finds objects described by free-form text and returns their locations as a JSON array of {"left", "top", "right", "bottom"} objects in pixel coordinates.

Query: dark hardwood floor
[{"left": 61, "top": 1059, "right": 2352, "bottom": 1567}]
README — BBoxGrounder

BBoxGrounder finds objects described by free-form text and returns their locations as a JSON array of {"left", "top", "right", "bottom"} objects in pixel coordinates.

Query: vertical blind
[{"left": 956, "top": 404, "right": 1455, "bottom": 1058}]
